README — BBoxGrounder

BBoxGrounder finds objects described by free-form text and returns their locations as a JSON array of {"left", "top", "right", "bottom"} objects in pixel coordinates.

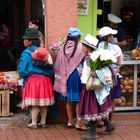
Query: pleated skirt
[
  {"left": 22, "top": 74, "right": 55, "bottom": 109},
  {"left": 57, "top": 69, "right": 82, "bottom": 102},
  {"left": 78, "top": 85, "right": 112, "bottom": 121}
]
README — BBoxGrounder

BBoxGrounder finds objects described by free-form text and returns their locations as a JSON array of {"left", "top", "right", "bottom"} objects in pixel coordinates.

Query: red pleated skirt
[{"left": 22, "top": 74, "right": 55, "bottom": 109}]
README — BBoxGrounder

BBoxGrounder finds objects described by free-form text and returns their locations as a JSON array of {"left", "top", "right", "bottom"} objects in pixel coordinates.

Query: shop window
[
  {"left": 121, "top": 7, "right": 136, "bottom": 46},
  {"left": 30, "top": 0, "right": 44, "bottom": 34},
  {"left": 97, "top": 0, "right": 111, "bottom": 28}
]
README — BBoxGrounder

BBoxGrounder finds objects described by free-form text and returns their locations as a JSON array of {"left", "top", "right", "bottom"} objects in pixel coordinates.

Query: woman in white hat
[
  {"left": 77, "top": 34, "right": 115, "bottom": 139},
  {"left": 107, "top": 13, "right": 127, "bottom": 48},
  {"left": 97, "top": 26, "right": 123, "bottom": 123}
]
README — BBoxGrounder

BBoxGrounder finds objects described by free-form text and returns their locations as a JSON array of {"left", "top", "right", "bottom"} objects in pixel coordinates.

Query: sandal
[
  {"left": 67, "top": 122, "right": 75, "bottom": 128},
  {"left": 75, "top": 124, "right": 89, "bottom": 131},
  {"left": 27, "top": 124, "right": 38, "bottom": 129}
]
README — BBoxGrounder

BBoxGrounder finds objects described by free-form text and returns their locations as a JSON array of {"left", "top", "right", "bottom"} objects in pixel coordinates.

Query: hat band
[{"left": 82, "top": 40, "right": 96, "bottom": 48}]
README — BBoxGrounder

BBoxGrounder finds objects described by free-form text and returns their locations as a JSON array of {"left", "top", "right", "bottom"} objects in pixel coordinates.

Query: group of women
[{"left": 17, "top": 17, "right": 123, "bottom": 139}]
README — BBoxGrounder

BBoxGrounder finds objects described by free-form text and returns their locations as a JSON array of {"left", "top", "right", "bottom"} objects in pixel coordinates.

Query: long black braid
[
  {"left": 96, "top": 35, "right": 109, "bottom": 48},
  {"left": 63, "top": 35, "right": 80, "bottom": 59}
]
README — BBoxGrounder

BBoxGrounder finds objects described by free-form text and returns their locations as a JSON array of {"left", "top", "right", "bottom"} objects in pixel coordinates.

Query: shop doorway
[
  {"left": 0, "top": 0, "right": 44, "bottom": 71},
  {"left": 0, "top": 0, "right": 44, "bottom": 114},
  {"left": 98, "top": 0, "right": 140, "bottom": 49}
]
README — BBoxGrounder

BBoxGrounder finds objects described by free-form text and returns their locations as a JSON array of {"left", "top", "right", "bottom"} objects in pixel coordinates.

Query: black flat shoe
[
  {"left": 104, "top": 123, "right": 115, "bottom": 134},
  {"left": 38, "top": 124, "right": 48, "bottom": 128}
]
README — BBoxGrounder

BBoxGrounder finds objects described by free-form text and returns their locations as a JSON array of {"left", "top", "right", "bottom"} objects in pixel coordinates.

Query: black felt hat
[{"left": 23, "top": 28, "right": 39, "bottom": 39}]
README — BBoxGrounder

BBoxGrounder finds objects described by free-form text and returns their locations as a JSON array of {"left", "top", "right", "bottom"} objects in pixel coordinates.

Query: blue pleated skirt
[{"left": 57, "top": 69, "right": 82, "bottom": 102}]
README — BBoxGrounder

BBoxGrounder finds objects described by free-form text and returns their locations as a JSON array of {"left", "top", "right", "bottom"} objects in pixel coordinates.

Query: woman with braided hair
[{"left": 53, "top": 27, "right": 88, "bottom": 130}]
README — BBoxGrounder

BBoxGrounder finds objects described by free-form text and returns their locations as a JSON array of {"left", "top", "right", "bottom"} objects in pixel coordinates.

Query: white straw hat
[
  {"left": 81, "top": 34, "right": 99, "bottom": 48},
  {"left": 99, "top": 26, "right": 118, "bottom": 37}
]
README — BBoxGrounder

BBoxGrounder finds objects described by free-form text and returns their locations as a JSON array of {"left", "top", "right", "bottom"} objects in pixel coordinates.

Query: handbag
[{"left": 86, "top": 75, "right": 101, "bottom": 90}]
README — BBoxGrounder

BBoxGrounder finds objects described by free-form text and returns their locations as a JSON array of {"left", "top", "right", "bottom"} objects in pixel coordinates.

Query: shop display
[
  {"left": 121, "top": 7, "right": 135, "bottom": 45},
  {"left": 131, "top": 48, "right": 140, "bottom": 59},
  {"left": 123, "top": 48, "right": 140, "bottom": 60},
  {"left": 121, "top": 76, "right": 133, "bottom": 94},
  {"left": 0, "top": 71, "right": 19, "bottom": 90},
  {"left": 117, "top": 66, "right": 133, "bottom": 107},
  {"left": 115, "top": 58, "right": 140, "bottom": 111},
  {"left": 121, "top": 9, "right": 134, "bottom": 22},
  {"left": 0, "top": 71, "right": 19, "bottom": 117}
]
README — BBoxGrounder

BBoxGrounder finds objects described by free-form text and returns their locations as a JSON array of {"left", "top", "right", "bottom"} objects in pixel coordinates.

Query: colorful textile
[
  {"left": 97, "top": 42, "right": 122, "bottom": 100},
  {"left": 56, "top": 69, "right": 82, "bottom": 102},
  {"left": 18, "top": 45, "right": 54, "bottom": 85},
  {"left": 22, "top": 74, "right": 54, "bottom": 109},
  {"left": 53, "top": 41, "right": 84, "bottom": 97},
  {"left": 78, "top": 85, "right": 112, "bottom": 121}
]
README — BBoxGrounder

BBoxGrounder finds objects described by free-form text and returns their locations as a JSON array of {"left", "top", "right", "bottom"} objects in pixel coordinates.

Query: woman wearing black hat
[{"left": 18, "top": 28, "right": 54, "bottom": 129}]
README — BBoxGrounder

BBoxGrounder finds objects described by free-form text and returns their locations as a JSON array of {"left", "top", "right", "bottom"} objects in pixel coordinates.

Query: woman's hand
[{"left": 91, "top": 71, "right": 97, "bottom": 78}]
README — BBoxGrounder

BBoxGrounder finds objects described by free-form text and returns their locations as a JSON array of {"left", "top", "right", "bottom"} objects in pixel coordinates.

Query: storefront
[
  {"left": 105, "top": 0, "right": 140, "bottom": 111},
  {"left": 0, "top": 0, "right": 77, "bottom": 71},
  {"left": 1, "top": 0, "right": 140, "bottom": 118},
  {"left": 78, "top": 0, "right": 140, "bottom": 111},
  {"left": 0, "top": 0, "right": 77, "bottom": 122},
  {"left": 78, "top": 0, "right": 140, "bottom": 44},
  {"left": 0, "top": 0, "right": 46, "bottom": 116}
]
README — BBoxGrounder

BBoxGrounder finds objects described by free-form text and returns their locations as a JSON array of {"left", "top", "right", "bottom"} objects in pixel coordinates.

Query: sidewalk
[{"left": 0, "top": 112, "right": 140, "bottom": 140}]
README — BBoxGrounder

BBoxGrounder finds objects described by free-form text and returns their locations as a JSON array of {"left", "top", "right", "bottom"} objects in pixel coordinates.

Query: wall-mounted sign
[{"left": 78, "top": 0, "right": 89, "bottom": 15}]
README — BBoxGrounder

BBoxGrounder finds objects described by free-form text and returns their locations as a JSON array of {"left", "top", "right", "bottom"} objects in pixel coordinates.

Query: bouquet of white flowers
[
  {"left": 86, "top": 49, "right": 117, "bottom": 91},
  {"left": 90, "top": 49, "right": 117, "bottom": 72}
]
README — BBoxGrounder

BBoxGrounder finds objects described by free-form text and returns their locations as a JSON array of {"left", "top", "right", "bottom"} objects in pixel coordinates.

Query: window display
[{"left": 116, "top": 59, "right": 140, "bottom": 111}]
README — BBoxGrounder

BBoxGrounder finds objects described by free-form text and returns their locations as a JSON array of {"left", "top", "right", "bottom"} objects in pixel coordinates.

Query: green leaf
[{"left": 104, "top": 42, "right": 108, "bottom": 49}]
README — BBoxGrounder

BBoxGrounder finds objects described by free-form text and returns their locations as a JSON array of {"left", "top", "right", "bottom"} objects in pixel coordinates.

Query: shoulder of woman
[{"left": 39, "top": 31, "right": 44, "bottom": 39}]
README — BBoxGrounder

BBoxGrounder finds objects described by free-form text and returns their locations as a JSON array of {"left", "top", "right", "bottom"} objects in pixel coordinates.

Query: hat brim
[
  {"left": 111, "top": 30, "right": 118, "bottom": 35},
  {"left": 108, "top": 20, "right": 122, "bottom": 24},
  {"left": 68, "top": 32, "right": 83, "bottom": 37},
  {"left": 81, "top": 40, "right": 96, "bottom": 49},
  {"left": 23, "top": 36, "right": 38, "bottom": 39},
  {"left": 99, "top": 29, "right": 118, "bottom": 37}
]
